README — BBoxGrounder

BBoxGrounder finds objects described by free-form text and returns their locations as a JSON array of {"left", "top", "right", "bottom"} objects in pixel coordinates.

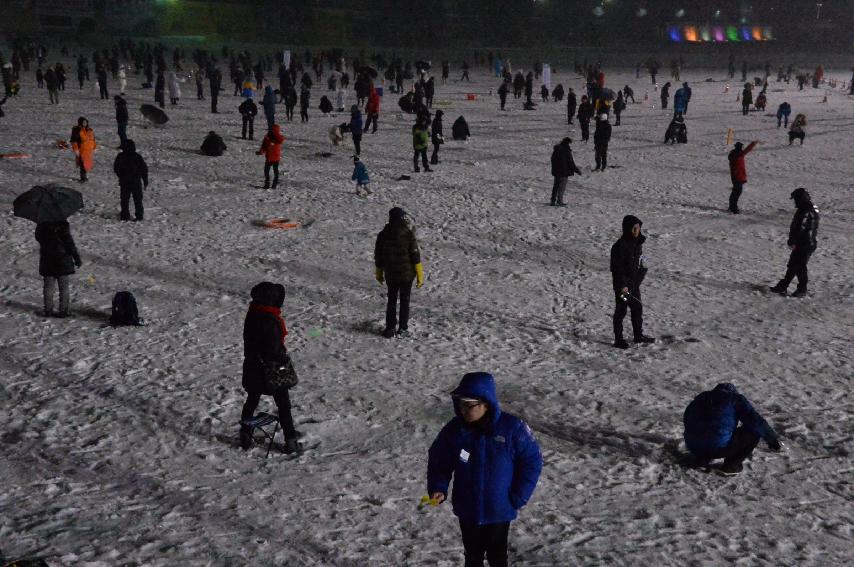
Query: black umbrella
[
  {"left": 13, "top": 184, "right": 84, "bottom": 223},
  {"left": 140, "top": 104, "right": 169, "bottom": 125},
  {"left": 359, "top": 66, "right": 378, "bottom": 78},
  {"left": 415, "top": 60, "right": 431, "bottom": 71}
]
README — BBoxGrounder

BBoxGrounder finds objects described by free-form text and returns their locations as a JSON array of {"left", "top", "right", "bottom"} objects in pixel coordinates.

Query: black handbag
[{"left": 260, "top": 353, "right": 299, "bottom": 392}]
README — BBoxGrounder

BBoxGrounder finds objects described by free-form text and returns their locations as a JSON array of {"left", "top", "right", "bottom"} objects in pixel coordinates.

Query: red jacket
[
  {"left": 366, "top": 87, "right": 380, "bottom": 115},
  {"left": 259, "top": 124, "right": 284, "bottom": 163},
  {"left": 728, "top": 141, "right": 757, "bottom": 183}
]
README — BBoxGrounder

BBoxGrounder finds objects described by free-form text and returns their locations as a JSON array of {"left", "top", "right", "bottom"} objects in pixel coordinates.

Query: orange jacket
[
  {"left": 71, "top": 126, "right": 96, "bottom": 171},
  {"left": 259, "top": 124, "right": 285, "bottom": 163}
]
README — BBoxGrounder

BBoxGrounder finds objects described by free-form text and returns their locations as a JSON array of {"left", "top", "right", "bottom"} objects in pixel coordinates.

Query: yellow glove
[
  {"left": 415, "top": 263, "right": 424, "bottom": 288},
  {"left": 375, "top": 267, "right": 384, "bottom": 284}
]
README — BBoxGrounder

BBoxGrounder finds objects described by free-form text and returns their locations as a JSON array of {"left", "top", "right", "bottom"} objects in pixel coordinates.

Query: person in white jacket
[
  {"left": 167, "top": 71, "right": 182, "bottom": 105},
  {"left": 118, "top": 65, "right": 127, "bottom": 95}
]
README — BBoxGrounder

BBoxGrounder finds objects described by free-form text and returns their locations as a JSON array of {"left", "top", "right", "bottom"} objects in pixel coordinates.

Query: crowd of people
[{"left": 1, "top": 38, "right": 838, "bottom": 565}]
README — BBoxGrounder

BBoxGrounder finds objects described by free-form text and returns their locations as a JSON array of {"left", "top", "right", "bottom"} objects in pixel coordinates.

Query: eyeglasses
[{"left": 455, "top": 398, "right": 484, "bottom": 410}]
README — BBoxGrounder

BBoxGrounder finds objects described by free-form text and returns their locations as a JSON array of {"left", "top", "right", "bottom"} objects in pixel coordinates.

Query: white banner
[
  {"left": 283, "top": 50, "right": 291, "bottom": 69},
  {"left": 542, "top": 64, "right": 551, "bottom": 90}
]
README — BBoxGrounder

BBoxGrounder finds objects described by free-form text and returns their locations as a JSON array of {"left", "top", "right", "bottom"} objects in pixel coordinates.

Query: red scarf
[{"left": 249, "top": 304, "right": 288, "bottom": 344}]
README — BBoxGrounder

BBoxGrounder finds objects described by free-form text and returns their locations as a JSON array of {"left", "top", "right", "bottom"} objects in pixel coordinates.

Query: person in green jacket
[{"left": 412, "top": 120, "right": 431, "bottom": 172}]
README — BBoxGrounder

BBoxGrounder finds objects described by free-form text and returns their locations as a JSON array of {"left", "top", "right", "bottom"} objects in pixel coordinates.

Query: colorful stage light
[
  {"left": 751, "top": 27, "right": 763, "bottom": 41},
  {"left": 700, "top": 27, "right": 711, "bottom": 42},
  {"left": 741, "top": 26, "right": 752, "bottom": 41},
  {"left": 714, "top": 26, "right": 725, "bottom": 42},
  {"left": 669, "top": 26, "right": 682, "bottom": 42},
  {"left": 726, "top": 26, "right": 740, "bottom": 41},
  {"left": 684, "top": 26, "right": 698, "bottom": 42}
]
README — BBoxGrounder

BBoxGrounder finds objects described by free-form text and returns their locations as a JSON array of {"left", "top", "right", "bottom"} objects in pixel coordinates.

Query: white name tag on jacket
[{"left": 459, "top": 449, "right": 470, "bottom": 463}]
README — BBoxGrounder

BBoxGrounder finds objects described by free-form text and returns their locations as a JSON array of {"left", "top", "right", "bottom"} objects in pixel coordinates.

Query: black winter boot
[
  {"left": 283, "top": 438, "right": 303, "bottom": 455},
  {"left": 614, "top": 338, "right": 629, "bottom": 349}
]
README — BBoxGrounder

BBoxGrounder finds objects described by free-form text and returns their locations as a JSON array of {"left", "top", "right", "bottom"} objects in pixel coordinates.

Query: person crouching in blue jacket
[
  {"left": 428, "top": 372, "right": 542, "bottom": 567},
  {"left": 683, "top": 383, "right": 782, "bottom": 475},
  {"left": 352, "top": 155, "right": 370, "bottom": 195}
]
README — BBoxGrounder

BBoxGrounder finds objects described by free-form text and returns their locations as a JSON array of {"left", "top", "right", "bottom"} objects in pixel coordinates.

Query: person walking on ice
[
  {"left": 769, "top": 188, "right": 819, "bottom": 298},
  {"left": 257, "top": 124, "right": 284, "bottom": 189},
  {"left": 351, "top": 155, "right": 370, "bottom": 195},
  {"left": 427, "top": 372, "right": 543, "bottom": 567}
]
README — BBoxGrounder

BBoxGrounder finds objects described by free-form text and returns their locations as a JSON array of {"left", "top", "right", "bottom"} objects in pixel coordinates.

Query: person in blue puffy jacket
[
  {"left": 351, "top": 155, "right": 370, "bottom": 194},
  {"left": 428, "top": 372, "right": 542, "bottom": 566},
  {"left": 683, "top": 383, "right": 782, "bottom": 475},
  {"left": 673, "top": 83, "right": 689, "bottom": 117}
]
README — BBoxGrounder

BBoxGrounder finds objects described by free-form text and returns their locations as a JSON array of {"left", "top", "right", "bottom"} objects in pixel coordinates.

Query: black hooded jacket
[
  {"left": 115, "top": 98, "right": 129, "bottom": 124},
  {"left": 242, "top": 281, "right": 288, "bottom": 394},
  {"left": 610, "top": 215, "right": 647, "bottom": 292},
  {"left": 113, "top": 140, "right": 149, "bottom": 189},
  {"left": 431, "top": 111, "right": 444, "bottom": 144},
  {"left": 550, "top": 141, "right": 581, "bottom": 177},
  {"left": 374, "top": 218, "right": 421, "bottom": 284},
  {"left": 788, "top": 190, "right": 819, "bottom": 251},
  {"left": 452, "top": 116, "right": 470, "bottom": 140},
  {"left": 201, "top": 133, "right": 226, "bottom": 156}
]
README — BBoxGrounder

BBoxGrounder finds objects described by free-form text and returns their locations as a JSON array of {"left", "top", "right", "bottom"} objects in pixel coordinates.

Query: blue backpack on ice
[{"left": 110, "top": 291, "right": 141, "bottom": 326}]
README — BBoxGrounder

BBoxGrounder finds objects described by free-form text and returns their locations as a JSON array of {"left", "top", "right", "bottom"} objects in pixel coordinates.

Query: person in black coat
[
  {"left": 430, "top": 110, "right": 444, "bottom": 165},
  {"left": 593, "top": 114, "right": 612, "bottom": 171},
  {"left": 664, "top": 115, "right": 687, "bottom": 144},
  {"left": 114, "top": 95, "right": 129, "bottom": 148},
  {"left": 452, "top": 115, "right": 470, "bottom": 140},
  {"left": 200, "top": 131, "right": 227, "bottom": 156},
  {"left": 566, "top": 88, "right": 576, "bottom": 125},
  {"left": 240, "top": 281, "right": 301, "bottom": 453},
  {"left": 524, "top": 71, "right": 534, "bottom": 104},
  {"left": 0, "top": 95, "right": 6, "bottom": 118},
  {"left": 96, "top": 63, "right": 109, "bottom": 99},
  {"left": 425, "top": 76, "right": 435, "bottom": 109},
  {"left": 239, "top": 97, "right": 257, "bottom": 140},
  {"left": 299, "top": 85, "right": 310, "bottom": 122},
  {"left": 770, "top": 188, "right": 820, "bottom": 297},
  {"left": 660, "top": 82, "right": 671, "bottom": 109},
  {"left": 113, "top": 139, "right": 149, "bottom": 221},
  {"left": 35, "top": 221, "right": 82, "bottom": 317},
  {"left": 375, "top": 207, "right": 424, "bottom": 338},
  {"left": 45, "top": 67, "right": 59, "bottom": 104},
  {"left": 154, "top": 69, "right": 165, "bottom": 108},
  {"left": 209, "top": 66, "right": 221, "bottom": 113},
  {"left": 497, "top": 80, "right": 509, "bottom": 110},
  {"left": 284, "top": 87, "right": 297, "bottom": 121},
  {"left": 610, "top": 215, "right": 654, "bottom": 348},
  {"left": 549, "top": 137, "right": 581, "bottom": 207}
]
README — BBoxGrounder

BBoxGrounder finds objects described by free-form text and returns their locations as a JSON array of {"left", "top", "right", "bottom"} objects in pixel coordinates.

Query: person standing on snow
[
  {"left": 566, "top": 87, "right": 577, "bottom": 125},
  {"left": 683, "top": 383, "right": 782, "bottom": 475},
  {"left": 35, "top": 220, "right": 82, "bottom": 318},
  {"left": 727, "top": 140, "right": 758, "bottom": 214},
  {"left": 577, "top": 95, "right": 593, "bottom": 142},
  {"left": 114, "top": 95, "right": 129, "bottom": 149},
  {"left": 299, "top": 85, "right": 310, "bottom": 122},
  {"left": 612, "top": 91, "right": 626, "bottom": 126},
  {"left": 427, "top": 372, "right": 542, "bottom": 567},
  {"left": 412, "top": 120, "right": 431, "bottom": 173},
  {"left": 374, "top": 207, "right": 424, "bottom": 338},
  {"left": 96, "top": 63, "right": 109, "bottom": 99},
  {"left": 209, "top": 65, "right": 222, "bottom": 113},
  {"left": 167, "top": 70, "right": 181, "bottom": 105},
  {"left": 261, "top": 85, "right": 277, "bottom": 131},
  {"left": 154, "top": 69, "right": 166, "bottom": 108},
  {"left": 610, "top": 215, "right": 654, "bottom": 349},
  {"left": 70, "top": 117, "right": 96, "bottom": 182},
  {"left": 364, "top": 85, "right": 380, "bottom": 133},
  {"left": 349, "top": 104, "right": 363, "bottom": 156},
  {"left": 769, "top": 188, "right": 819, "bottom": 298},
  {"left": 776, "top": 102, "right": 791, "bottom": 128},
  {"left": 118, "top": 65, "right": 127, "bottom": 95},
  {"left": 593, "top": 114, "right": 612, "bottom": 171},
  {"left": 239, "top": 96, "right": 258, "bottom": 140},
  {"left": 257, "top": 124, "right": 284, "bottom": 189},
  {"left": 660, "top": 81, "right": 671, "bottom": 109},
  {"left": 113, "top": 139, "right": 149, "bottom": 222},
  {"left": 549, "top": 137, "right": 581, "bottom": 207},
  {"left": 741, "top": 83, "right": 753, "bottom": 116},
  {"left": 44, "top": 67, "right": 59, "bottom": 104},
  {"left": 430, "top": 110, "right": 444, "bottom": 165},
  {"left": 239, "top": 281, "right": 302, "bottom": 455}
]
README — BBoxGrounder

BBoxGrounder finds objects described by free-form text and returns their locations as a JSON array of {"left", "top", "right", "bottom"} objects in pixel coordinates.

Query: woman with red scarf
[{"left": 240, "top": 281, "right": 301, "bottom": 453}]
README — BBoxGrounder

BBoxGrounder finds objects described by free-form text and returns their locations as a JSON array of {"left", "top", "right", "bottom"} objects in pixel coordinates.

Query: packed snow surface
[{"left": 1, "top": 59, "right": 852, "bottom": 566}]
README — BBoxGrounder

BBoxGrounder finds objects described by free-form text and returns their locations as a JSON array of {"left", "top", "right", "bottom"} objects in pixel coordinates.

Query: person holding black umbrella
[
  {"left": 14, "top": 185, "right": 85, "bottom": 318},
  {"left": 35, "top": 220, "right": 82, "bottom": 317}
]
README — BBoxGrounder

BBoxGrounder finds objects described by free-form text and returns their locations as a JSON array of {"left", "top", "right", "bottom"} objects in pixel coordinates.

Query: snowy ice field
[{"left": 0, "top": 57, "right": 852, "bottom": 566}]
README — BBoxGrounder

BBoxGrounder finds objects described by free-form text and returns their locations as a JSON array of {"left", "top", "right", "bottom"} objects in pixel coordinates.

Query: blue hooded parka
[
  {"left": 673, "top": 84, "right": 689, "bottom": 114},
  {"left": 427, "top": 372, "right": 543, "bottom": 526},
  {"left": 261, "top": 85, "right": 276, "bottom": 128},
  {"left": 683, "top": 383, "right": 779, "bottom": 456}
]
